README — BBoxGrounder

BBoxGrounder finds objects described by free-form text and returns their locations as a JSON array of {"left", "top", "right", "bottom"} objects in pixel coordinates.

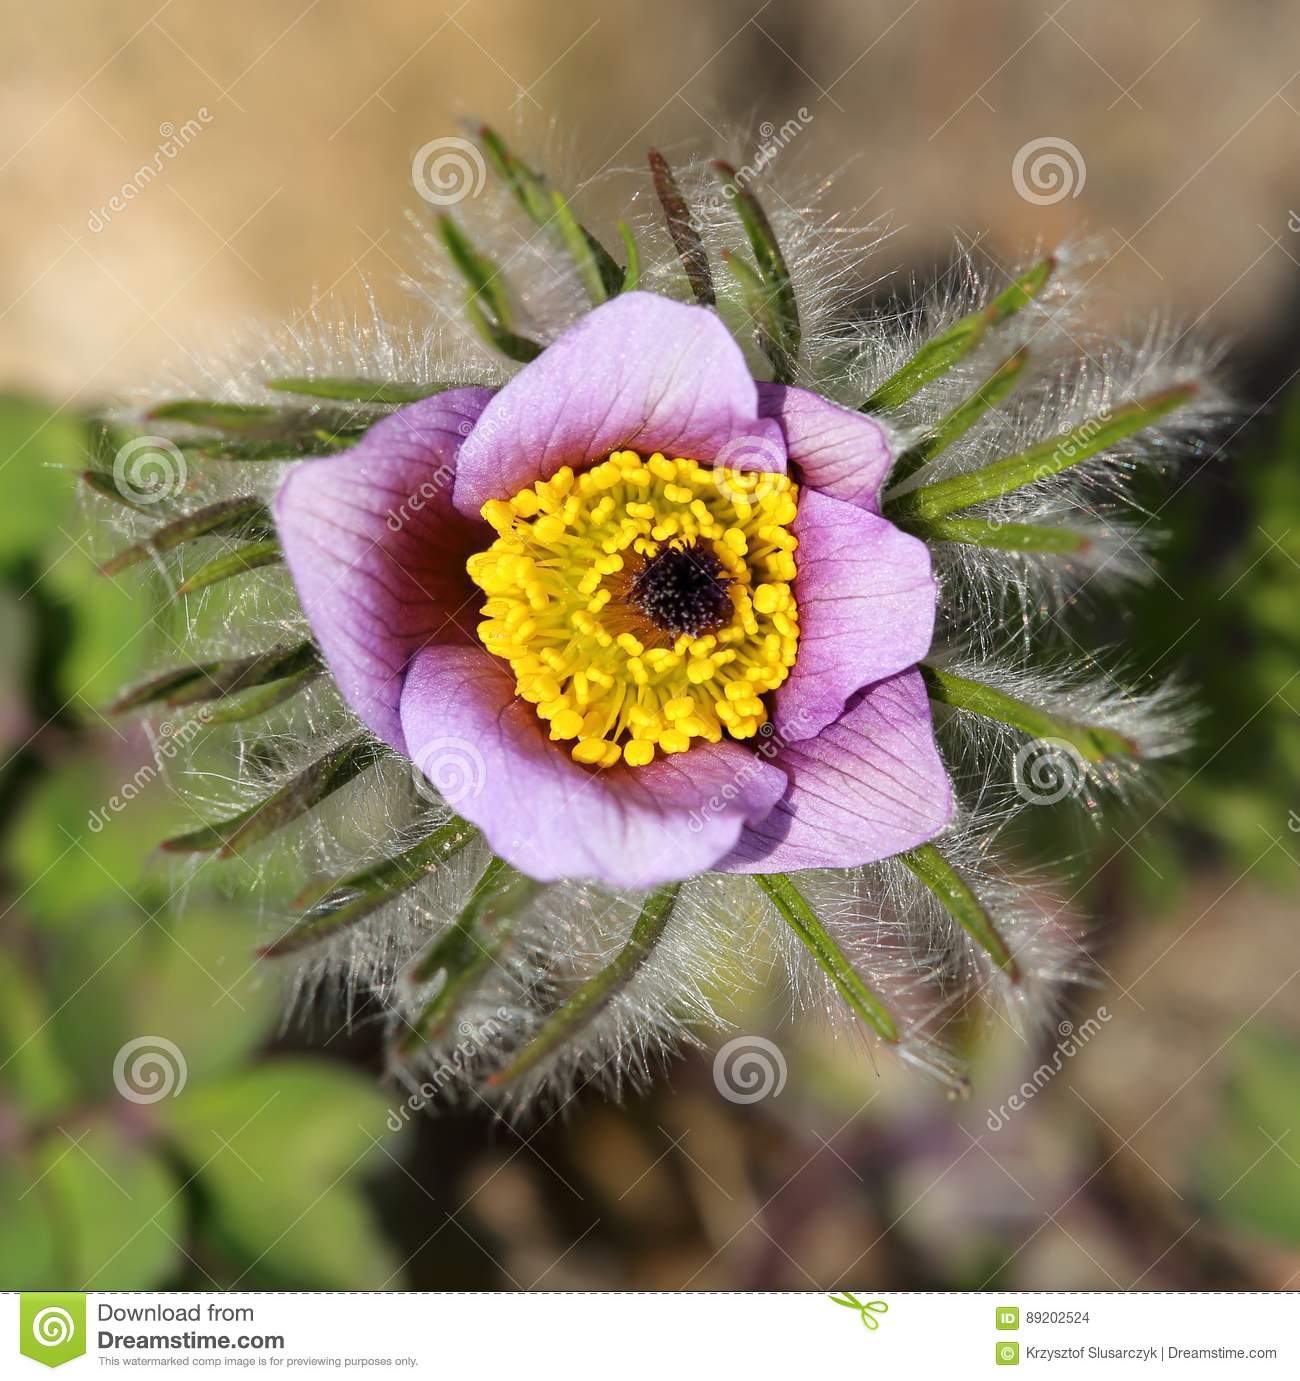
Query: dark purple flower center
[{"left": 628, "top": 539, "right": 733, "bottom": 639}]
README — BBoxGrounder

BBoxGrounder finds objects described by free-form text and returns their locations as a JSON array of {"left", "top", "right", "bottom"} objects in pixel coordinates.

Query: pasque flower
[
  {"left": 274, "top": 291, "right": 948, "bottom": 890},
  {"left": 94, "top": 129, "right": 1223, "bottom": 1108}
]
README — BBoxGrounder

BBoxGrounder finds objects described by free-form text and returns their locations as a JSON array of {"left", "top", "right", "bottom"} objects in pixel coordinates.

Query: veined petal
[
  {"left": 274, "top": 388, "right": 493, "bottom": 752},
  {"left": 775, "top": 487, "right": 937, "bottom": 742},
  {"left": 399, "top": 645, "right": 788, "bottom": 889},
  {"left": 720, "top": 669, "right": 952, "bottom": 873},
  {"left": 758, "top": 383, "right": 895, "bottom": 513},
  {"left": 453, "top": 291, "right": 784, "bottom": 517}
]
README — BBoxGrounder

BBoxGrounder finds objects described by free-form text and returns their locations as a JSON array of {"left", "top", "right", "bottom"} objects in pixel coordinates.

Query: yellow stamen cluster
[{"left": 466, "top": 450, "right": 800, "bottom": 768}]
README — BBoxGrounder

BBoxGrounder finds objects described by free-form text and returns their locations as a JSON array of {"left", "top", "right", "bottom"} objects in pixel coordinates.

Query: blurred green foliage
[{"left": 0, "top": 394, "right": 404, "bottom": 1290}]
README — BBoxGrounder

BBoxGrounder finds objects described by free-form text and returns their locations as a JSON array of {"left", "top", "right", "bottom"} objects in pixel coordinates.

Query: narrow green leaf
[
  {"left": 755, "top": 873, "right": 898, "bottom": 1042},
  {"left": 616, "top": 221, "right": 640, "bottom": 293},
  {"left": 907, "top": 516, "right": 1093, "bottom": 554},
  {"left": 146, "top": 400, "right": 282, "bottom": 431},
  {"left": 266, "top": 377, "right": 458, "bottom": 405},
  {"left": 865, "top": 257, "right": 1055, "bottom": 412},
  {"left": 161, "top": 733, "right": 383, "bottom": 857},
  {"left": 713, "top": 161, "right": 800, "bottom": 381},
  {"left": 101, "top": 496, "right": 272, "bottom": 574},
  {"left": 551, "top": 192, "right": 608, "bottom": 303},
  {"left": 921, "top": 665, "right": 1138, "bottom": 763},
  {"left": 399, "top": 857, "right": 541, "bottom": 1053},
  {"left": 80, "top": 468, "right": 174, "bottom": 516},
  {"left": 438, "top": 215, "right": 543, "bottom": 363},
  {"left": 262, "top": 819, "right": 480, "bottom": 957},
  {"left": 199, "top": 663, "right": 322, "bottom": 726},
  {"left": 110, "top": 641, "right": 320, "bottom": 714},
  {"left": 900, "top": 844, "right": 1018, "bottom": 978},
  {"left": 173, "top": 540, "right": 281, "bottom": 597},
  {"left": 889, "top": 347, "right": 1029, "bottom": 484},
  {"left": 488, "top": 883, "right": 681, "bottom": 1085},
  {"left": 648, "top": 148, "right": 715, "bottom": 305},
  {"left": 888, "top": 385, "right": 1196, "bottom": 524},
  {"left": 479, "top": 125, "right": 624, "bottom": 297}
]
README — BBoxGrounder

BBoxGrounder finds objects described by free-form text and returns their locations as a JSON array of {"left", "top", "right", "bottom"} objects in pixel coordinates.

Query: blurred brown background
[{"left": 3, "top": 0, "right": 1299, "bottom": 1294}]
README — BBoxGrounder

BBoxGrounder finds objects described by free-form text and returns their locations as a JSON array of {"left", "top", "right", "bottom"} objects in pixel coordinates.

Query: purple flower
[{"left": 275, "top": 292, "right": 951, "bottom": 888}]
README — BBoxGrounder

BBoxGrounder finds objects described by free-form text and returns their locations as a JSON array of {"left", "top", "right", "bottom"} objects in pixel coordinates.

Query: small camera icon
[{"left": 996, "top": 1341, "right": 1020, "bottom": 1366}]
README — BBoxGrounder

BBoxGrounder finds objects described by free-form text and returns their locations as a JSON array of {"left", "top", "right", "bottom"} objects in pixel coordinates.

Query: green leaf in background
[
  {"left": 29, "top": 1122, "right": 184, "bottom": 1290},
  {"left": 4, "top": 758, "right": 183, "bottom": 926},
  {"left": 1195, "top": 1032, "right": 1300, "bottom": 1247},
  {"left": 0, "top": 948, "right": 78, "bottom": 1120},
  {"left": 0, "top": 1159, "right": 62, "bottom": 1289},
  {"left": 0, "top": 395, "right": 85, "bottom": 558},
  {"left": 158, "top": 1060, "right": 401, "bottom": 1288},
  {"left": 32, "top": 908, "right": 274, "bottom": 1100}
]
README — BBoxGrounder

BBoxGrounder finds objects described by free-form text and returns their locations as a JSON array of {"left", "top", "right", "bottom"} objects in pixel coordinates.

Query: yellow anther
[{"left": 467, "top": 451, "right": 801, "bottom": 770}]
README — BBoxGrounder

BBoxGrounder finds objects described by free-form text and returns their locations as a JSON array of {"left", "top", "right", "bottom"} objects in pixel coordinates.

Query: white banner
[{"left": 8, "top": 1291, "right": 1296, "bottom": 1378}]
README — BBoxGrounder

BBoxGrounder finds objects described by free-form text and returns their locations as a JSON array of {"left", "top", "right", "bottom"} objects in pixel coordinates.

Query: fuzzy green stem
[
  {"left": 755, "top": 874, "right": 898, "bottom": 1042},
  {"left": 921, "top": 665, "right": 1137, "bottom": 763},
  {"left": 399, "top": 857, "right": 541, "bottom": 1053},
  {"left": 888, "top": 386, "right": 1196, "bottom": 524},
  {"left": 864, "top": 258, "right": 1054, "bottom": 413},
  {"left": 900, "top": 844, "right": 1018, "bottom": 979},
  {"left": 889, "top": 347, "right": 1029, "bottom": 484},
  {"left": 487, "top": 883, "right": 681, "bottom": 1085},
  {"left": 906, "top": 516, "right": 1093, "bottom": 554},
  {"left": 262, "top": 819, "right": 480, "bottom": 958}
]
